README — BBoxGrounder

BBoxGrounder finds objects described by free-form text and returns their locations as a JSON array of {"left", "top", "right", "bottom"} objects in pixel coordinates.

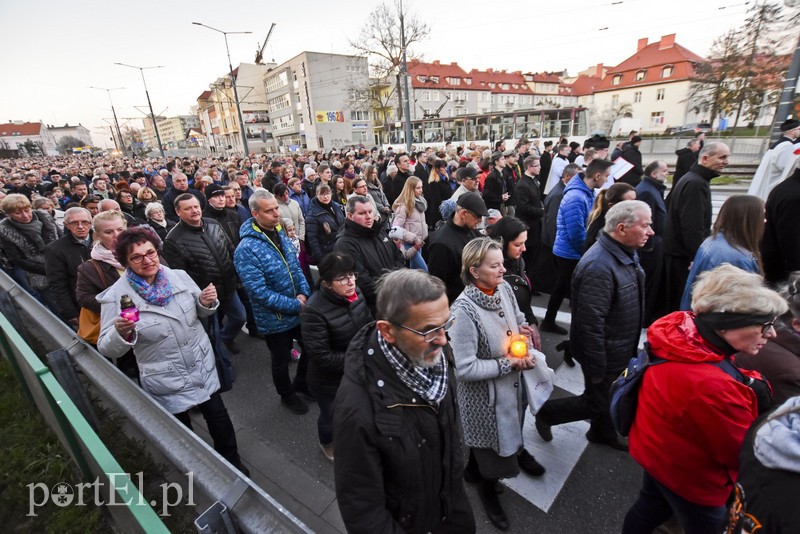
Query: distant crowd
[{"left": 1, "top": 125, "right": 799, "bottom": 533}]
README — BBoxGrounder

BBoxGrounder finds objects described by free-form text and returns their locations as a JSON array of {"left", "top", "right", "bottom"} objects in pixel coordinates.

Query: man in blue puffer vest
[
  {"left": 540, "top": 159, "right": 613, "bottom": 334},
  {"left": 235, "top": 188, "right": 312, "bottom": 415}
]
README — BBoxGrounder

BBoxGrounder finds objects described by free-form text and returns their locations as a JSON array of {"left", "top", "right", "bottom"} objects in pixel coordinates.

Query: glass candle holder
[{"left": 509, "top": 334, "right": 529, "bottom": 358}]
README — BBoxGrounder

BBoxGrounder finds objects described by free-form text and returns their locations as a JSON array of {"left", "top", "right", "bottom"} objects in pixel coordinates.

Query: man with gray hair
[
  {"left": 663, "top": 141, "right": 730, "bottom": 312},
  {"left": 334, "top": 195, "right": 403, "bottom": 312},
  {"left": 334, "top": 269, "right": 475, "bottom": 533},
  {"left": 45, "top": 207, "right": 93, "bottom": 326},
  {"left": 536, "top": 200, "right": 653, "bottom": 451},
  {"left": 235, "top": 188, "right": 312, "bottom": 414}
]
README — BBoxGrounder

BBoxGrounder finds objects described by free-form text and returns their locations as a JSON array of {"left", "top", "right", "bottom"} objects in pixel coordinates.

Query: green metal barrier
[{"left": 0, "top": 310, "right": 169, "bottom": 533}]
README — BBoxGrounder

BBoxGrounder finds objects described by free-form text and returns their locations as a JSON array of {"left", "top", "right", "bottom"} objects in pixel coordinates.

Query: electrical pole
[
  {"left": 193, "top": 22, "right": 252, "bottom": 156},
  {"left": 399, "top": 0, "right": 413, "bottom": 154},
  {"left": 114, "top": 63, "right": 166, "bottom": 158},
  {"left": 90, "top": 86, "right": 127, "bottom": 156}
]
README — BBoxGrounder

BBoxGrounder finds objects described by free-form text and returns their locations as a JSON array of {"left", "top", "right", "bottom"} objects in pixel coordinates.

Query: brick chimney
[
  {"left": 432, "top": 60, "right": 440, "bottom": 66},
  {"left": 595, "top": 63, "right": 604, "bottom": 77},
  {"left": 637, "top": 38, "right": 649, "bottom": 52},
  {"left": 659, "top": 34, "right": 676, "bottom": 50}
]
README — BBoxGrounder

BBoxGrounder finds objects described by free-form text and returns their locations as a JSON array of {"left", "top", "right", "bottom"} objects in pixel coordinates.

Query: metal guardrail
[
  {"left": 0, "top": 287, "right": 168, "bottom": 533},
  {"left": 0, "top": 272, "right": 312, "bottom": 534}
]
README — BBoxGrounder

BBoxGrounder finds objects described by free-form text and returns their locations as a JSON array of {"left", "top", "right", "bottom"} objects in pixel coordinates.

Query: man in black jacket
[
  {"left": 762, "top": 167, "right": 800, "bottom": 284},
  {"left": 672, "top": 139, "right": 701, "bottom": 188},
  {"left": 663, "top": 142, "right": 729, "bottom": 312},
  {"left": 536, "top": 200, "right": 652, "bottom": 451},
  {"left": 163, "top": 194, "right": 245, "bottom": 353},
  {"left": 202, "top": 184, "right": 242, "bottom": 247},
  {"left": 385, "top": 153, "right": 412, "bottom": 206},
  {"left": 45, "top": 207, "right": 92, "bottom": 326},
  {"left": 333, "top": 269, "right": 475, "bottom": 534},
  {"left": 334, "top": 196, "right": 403, "bottom": 311},
  {"left": 482, "top": 151, "right": 508, "bottom": 211},
  {"left": 516, "top": 156, "right": 545, "bottom": 282},
  {"left": 162, "top": 173, "right": 206, "bottom": 223},
  {"left": 427, "top": 192, "right": 487, "bottom": 303},
  {"left": 617, "top": 136, "right": 644, "bottom": 186}
]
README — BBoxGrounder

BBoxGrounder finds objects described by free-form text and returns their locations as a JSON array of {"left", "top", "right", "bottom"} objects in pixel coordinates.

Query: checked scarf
[{"left": 378, "top": 331, "right": 448, "bottom": 407}]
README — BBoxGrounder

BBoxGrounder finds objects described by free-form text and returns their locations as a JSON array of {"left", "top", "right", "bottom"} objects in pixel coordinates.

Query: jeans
[
  {"left": 537, "top": 365, "right": 617, "bottom": 439},
  {"left": 622, "top": 471, "right": 727, "bottom": 534},
  {"left": 403, "top": 243, "right": 428, "bottom": 271},
  {"left": 174, "top": 392, "right": 241, "bottom": 467},
  {"left": 316, "top": 391, "right": 336, "bottom": 445},
  {"left": 218, "top": 291, "right": 246, "bottom": 344},
  {"left": 264, "top": 325, "right": 307, "bottom": 398},
  {"left": 543, "top": 256, "right": 579, "bottom": 323}
]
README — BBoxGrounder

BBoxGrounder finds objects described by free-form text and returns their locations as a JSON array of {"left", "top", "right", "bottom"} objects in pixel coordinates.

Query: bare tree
[{"left": 349, "top": 1, "right": 429, "bottom": 123}]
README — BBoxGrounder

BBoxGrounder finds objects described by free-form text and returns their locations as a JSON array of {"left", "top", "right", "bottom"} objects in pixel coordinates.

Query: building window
[
  {"left": 266, "top": 71, "right": 288, "bottom": 92},
  {"left": 661, "top": 65, "right": 673, "bottom": 78},
  {"left": 656, "top": 88, "right": 665, "bottom": 100},
  {"left": 634, "top": 91, "right": 642, "bottom": 103},
  {"left": 612, "top": 75, "right": 622, "bottom": 86},
  {"left": 635, "top": 70, "right": 646, "bottom": 82},
  {"left": 612, "top": 95, "right": 619, "bottom": 107},
  {"left": 651, "top": 112, "right": 665, "bottom": 127},
  {"left": 350, "top": 110, "right": 369, "bottom": 121}
]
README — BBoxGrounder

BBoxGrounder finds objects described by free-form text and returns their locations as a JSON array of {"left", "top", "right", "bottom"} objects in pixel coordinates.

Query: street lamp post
[
  {"left": 193, "top": 22, "right": 251, "bottom": 156},
  {"left": 114, "top": 63, "right": 166, "bottom": 158},
  {"left": 90, "top": 86, "right": 127, "bottom": 156},
  {"left": 399, "top": 0, "right": 413, "bottom": 154}
]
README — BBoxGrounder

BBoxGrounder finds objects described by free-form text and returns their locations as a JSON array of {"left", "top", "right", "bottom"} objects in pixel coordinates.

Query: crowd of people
[{"left": 1, "top": 129, "right": 799, "bottom": 533}]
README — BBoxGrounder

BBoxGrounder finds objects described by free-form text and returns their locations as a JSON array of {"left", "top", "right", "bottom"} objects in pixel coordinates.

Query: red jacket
[{"left": 629, "top": 312, "right": 759, "bottom": 506}]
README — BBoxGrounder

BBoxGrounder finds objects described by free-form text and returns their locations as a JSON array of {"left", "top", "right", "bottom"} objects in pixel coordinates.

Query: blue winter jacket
[
  {"left": 234, "top": 218, "right": 310, "bottom": 335},
  {"left": 553, "top": 175, "right": 594, "bottom": 260}
]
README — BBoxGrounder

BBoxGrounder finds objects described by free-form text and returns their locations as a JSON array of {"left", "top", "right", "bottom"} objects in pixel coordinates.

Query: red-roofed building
[
  {"left": 406, "top": 60, "right": 538, "bottom": 119},
  {"left": 0, "top": 122, "right": 58, "bottom": 156},
  {"left": 523, "top": 72, "right": 577, "bottom": 108},
  {"left": 593, "top": 34, "right": 707, "bottom": 133}
]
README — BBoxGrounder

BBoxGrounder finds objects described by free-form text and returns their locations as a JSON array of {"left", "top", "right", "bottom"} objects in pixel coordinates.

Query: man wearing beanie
[{"left": 203, "top": 184, "right": 242, "bottom": 246}]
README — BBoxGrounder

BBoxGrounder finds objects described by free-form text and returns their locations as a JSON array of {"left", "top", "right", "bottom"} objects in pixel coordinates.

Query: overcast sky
[{"left": 0, "top": 0, "right": 772, "bottom": 147}]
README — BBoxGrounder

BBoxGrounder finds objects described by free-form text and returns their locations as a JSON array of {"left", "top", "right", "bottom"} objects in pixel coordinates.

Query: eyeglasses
[
  {"left": 128, "top": 249, "right": 158, "bottom": 265},
  {"left": 67, "top": 220, "right": 91, "bottom": 227},
  {"left": 332, "top": 272, "right": 358, "bottom": 285},
  {"left": 761, "top": 318, "right": 778, "bottom": 335},
  {"left": 391, "top": 316, "right": 456, "bottom": 343}
]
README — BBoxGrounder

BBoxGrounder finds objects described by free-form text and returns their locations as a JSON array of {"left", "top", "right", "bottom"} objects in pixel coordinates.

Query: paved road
[
  {"left": 188, "top": 295, "right": 642, "bottom": 534},
  {"left": 187, "top": 184, "right": 752, "bottom": 532}
]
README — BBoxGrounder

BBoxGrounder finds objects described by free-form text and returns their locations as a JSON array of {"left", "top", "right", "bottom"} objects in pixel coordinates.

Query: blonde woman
[{"left": 391, "top": 176, "right": 428, "bottom": 271}]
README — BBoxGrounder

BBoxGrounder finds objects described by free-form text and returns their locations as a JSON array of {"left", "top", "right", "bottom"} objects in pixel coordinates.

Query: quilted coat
[
  {"left": 96, "top": 267, "right": 220, "bottom": 414},
  {"left": 553, "top": 174, "right": 594, "bottom": 260},
  {"left": 234, "top": 218, "right": 310, "bottom": 335},
  {"left": 162, "top": 219, "right": 238, "bottom": 302},
  {"left": 300, "top": 285, "right": 372, "bottom": 398},
  {"left": 570, "top": 232, "right": 644, "bottom": 377}
]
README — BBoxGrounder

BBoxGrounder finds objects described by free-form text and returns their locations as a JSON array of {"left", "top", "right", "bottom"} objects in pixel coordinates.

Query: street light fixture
[
  {"left": 193, "top": 21, "right": 252, "bottom": 156},
  {"left": 114, "top": 63, "right": 166, "bottom": 158},
  {"left": 89, "top": 86, "right": 127, "bottom": 156}
]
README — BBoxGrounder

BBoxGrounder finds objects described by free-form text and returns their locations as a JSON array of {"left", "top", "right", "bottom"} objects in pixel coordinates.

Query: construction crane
[{"left": 255, "top": 23, "right": 277, "bottom": 65}]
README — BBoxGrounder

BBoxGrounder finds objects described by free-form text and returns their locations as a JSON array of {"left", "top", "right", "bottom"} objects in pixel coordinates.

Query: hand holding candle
[{"left": 509, "top": 334, "right": 529, "bottom": 358}]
